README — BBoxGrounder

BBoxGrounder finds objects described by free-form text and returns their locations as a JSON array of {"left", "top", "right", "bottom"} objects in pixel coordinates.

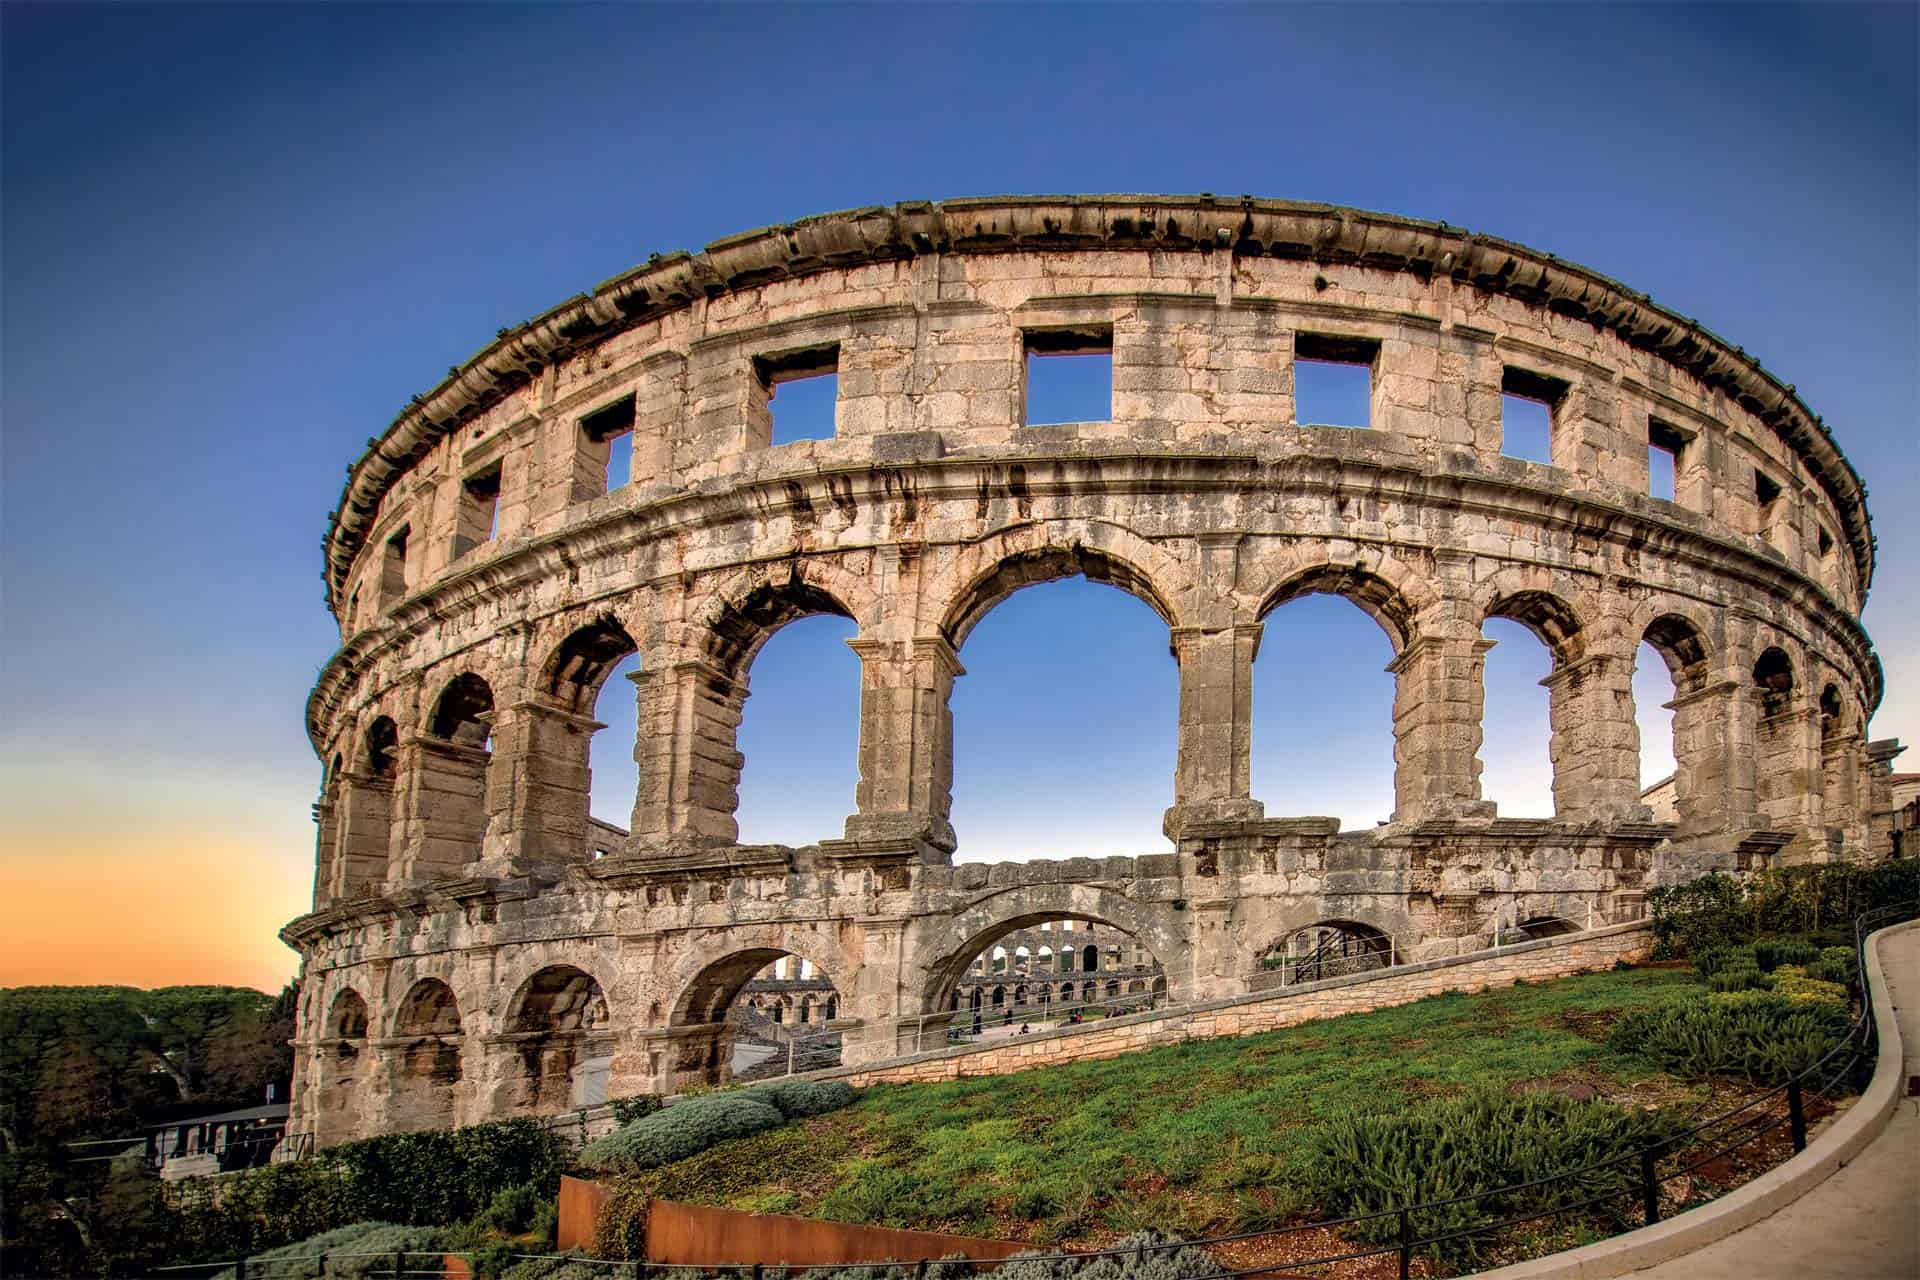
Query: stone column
[
  {"left": 1820, "top": 729, "right": 1866, "bottom": 852},
  {"left": 1867, "top": 739, "right": 1907, "bottom": 858},
  {"left": 1388, "top": 634, "right": 1497, "bottom": 823},
  {"left": 1756, "top": 702, "right": 1825, "bottom": 849},
  {"left": 1665, "top": 679, "right": 1763, "bottom": 837},
  {"left": 843, "top": 636, "right": 962, "bottom": 852},
  {"left": 1542, "top": 651, "right": 1648, "bottom": 821},
  {"left": 478, "top": 698, "right": 604, "bottom": 872},
  {"left": 627, "top": 656, "right": 744, "bottom": 845},
  {"left": 328, "top": 771, "right": 396, "bottom": 900},
  {"left": 1166, "top": 624, "right": 1264, "bottom": 834},
  {"left": 388, "top": 733, "right": 490, "bottom": 886}
]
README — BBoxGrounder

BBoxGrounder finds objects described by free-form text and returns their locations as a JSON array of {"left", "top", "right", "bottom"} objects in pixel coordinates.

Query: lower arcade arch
[
  {"left": 386, "top": 979, "right": 465, "bottom": 1133},
  {"left": 1261, "top": 920, "right": 1395, "bottom": 983},
  {"left": 931, "top": 913, "right": 1168, "bottom": 1033},
  {"left": 670, "top": 949, "right": 846, "bottom": 1086},
  {"left": 499, "top": 966, "right": 612, "bottom": 1115}
]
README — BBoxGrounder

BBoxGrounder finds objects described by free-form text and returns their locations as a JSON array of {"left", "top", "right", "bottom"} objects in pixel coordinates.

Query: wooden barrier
[{"left": 558, "top": 1177, "right": 1025, "bottom": 1267}]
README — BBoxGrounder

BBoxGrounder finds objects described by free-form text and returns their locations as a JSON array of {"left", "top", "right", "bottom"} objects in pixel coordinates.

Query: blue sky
[{"left": 2, "top": 2, "right": 1913, "bottom": 988}]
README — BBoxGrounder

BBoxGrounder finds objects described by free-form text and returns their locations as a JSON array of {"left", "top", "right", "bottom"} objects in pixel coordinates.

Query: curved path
[{"left": 1627, "top": 922, "right": 1920, "bottom": 1280}]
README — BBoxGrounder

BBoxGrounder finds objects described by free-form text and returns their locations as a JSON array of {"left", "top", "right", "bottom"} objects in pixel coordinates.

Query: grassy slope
[{"left": 629, "top": 966, "right": 1710, "bottom": 1246}]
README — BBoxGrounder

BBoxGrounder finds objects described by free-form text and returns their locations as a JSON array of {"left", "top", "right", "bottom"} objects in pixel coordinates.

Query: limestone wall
[{"left": 831, "top": 921, "right": 1654, "bottom": 1086}]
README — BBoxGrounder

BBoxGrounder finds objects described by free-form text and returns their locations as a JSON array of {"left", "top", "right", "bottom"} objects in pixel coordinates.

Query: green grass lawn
[{"left": 622, "top": 966, "right": 1718, "bottom": 1246}]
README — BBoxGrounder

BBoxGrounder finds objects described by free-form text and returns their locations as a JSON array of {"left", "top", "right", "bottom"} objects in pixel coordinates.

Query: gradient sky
[{"left": 2, "top": 3, "right": 1913, "bottom": 993}]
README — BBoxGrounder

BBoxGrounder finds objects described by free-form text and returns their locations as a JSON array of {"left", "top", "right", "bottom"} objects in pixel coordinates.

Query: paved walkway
[{"left": 1630, "top": 922, "right": 1920, "bottom": 1280}]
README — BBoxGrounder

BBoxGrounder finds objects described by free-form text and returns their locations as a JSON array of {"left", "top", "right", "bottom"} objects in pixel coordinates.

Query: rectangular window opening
[
  {"left": 381, "top": 526, "right": 410, "bottom": 604},
  {"left": 756, "top": 344, "right": 840, "bottom": 444},
  {"left": 1817, "top": 525, "right": 1834, "bottom": 557},
  {"left": 1023, "top": 325, "right": 1113, "bottom": 426},
  {"left": 1293, "top": 332, "right": 1378, "bottom": 428},
  {"left": 580, "top": 395, "right": 637, "bottom": 496},
  {"left": 1648, "top": 418, "right": 1686, "bottom": 503},
  {"left": 1755, "top": 468, "right": 1782, "bottom": 507},
  {"left": 454, "top": 463, "right": 502, "bottom": 557},
  {"left": 1500, "top": 367, "right": 1569, "bottom": 466}
]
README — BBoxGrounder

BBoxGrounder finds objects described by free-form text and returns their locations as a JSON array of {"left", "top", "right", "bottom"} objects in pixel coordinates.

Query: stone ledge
[{"left": 1468, "top": 917, "right": 1915, "bottom": 1280}]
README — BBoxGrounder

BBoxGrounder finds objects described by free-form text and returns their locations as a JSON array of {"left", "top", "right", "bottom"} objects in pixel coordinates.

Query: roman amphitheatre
[{"left": 283, "top": 195, "right": 1899, "bottom": 1148}]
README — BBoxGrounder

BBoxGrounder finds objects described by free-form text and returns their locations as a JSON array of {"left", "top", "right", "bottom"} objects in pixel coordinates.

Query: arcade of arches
[{"left": 289, "top": 197, "right": 1903, "bottom": 1147}]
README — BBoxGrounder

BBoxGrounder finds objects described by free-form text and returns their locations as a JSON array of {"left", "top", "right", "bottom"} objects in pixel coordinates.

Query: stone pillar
[
  {"left": 328, "top": 771, "right": 396, "bottom": 900},
  {"left": 844, "top": 636, "right": 962, "bottom": 852},
  {"left": 479, "top": 698, "right": 604, "bottom": 872},
  {"left": 1542, "top": 651, "right": 1648, "bottom": 821},
  {"left": 1821, "top": 729, "right": 1867, "bottom": 853},
  {"left": 388, "top": 733, "right": 490, "bottom": 886},
  {"left": 1388, "top": 634, "right": 1497, "bottom": 823},
  {"left": 1756, "top": 702, "right": 1825, "bottom": 850},
  {"left": 1867, "top": 739, "right": 1907, "bottom": 858},
  {"left": 628, "top": 657, "right": 744, "bottom": 845},
  {"left": 1166, "top": 624, "right": 1264, "bottom": 834},
  {"left": 1666, "top": 679, "right": 1763, "bottom": 837}
]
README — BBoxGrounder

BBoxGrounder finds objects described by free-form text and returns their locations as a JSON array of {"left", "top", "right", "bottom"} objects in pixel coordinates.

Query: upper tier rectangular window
[
  {"left": 454, "top": 462, "right": 502, "bottom": 558},
  {"left": 755, "top": 344, "right": 840, "bottom": 444},
  {"left": 1648, "top": 417, "right": 1687, "bottom": 503},
  {"left": 380, "top": 526, "right": 409, "bottom": 606},
  {"left": 579, "top": 394, "right": 637, "bottom": 499},
  {"left": 1023, "top": 325, "right": 1112, "bottom": 425},
  {"left": 1293, "top": 332, "right": 1378, "bottom": 428},
  {"left": 1500, "top": 366, "right": 1569, "bottom": 466}
]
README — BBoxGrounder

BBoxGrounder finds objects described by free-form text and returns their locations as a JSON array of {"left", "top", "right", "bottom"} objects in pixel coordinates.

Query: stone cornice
[
  {"left": 305, "top": 445, "right": 1884, "bottom": 754},
  {"left": 321, "top": 195, "right": 1875, "bottom": 610}
]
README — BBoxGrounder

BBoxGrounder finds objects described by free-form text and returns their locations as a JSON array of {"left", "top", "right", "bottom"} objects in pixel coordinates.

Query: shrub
[
  {"left": 1290, "top": 1088, "right": 1686, "bottom": 1268},
  {"left": 212, "top": 1222, "right": 446, "bottom": 1280},
  {"left": 1769, "top": 967, "right": 1849, "bottom": 1006},
  {"left": 746, "top": 1079, "right": 860, "bottom": 1119},
  {"left": 607, "top": 1095, "right": 662, "bottom": 1126},
  {"left": 578, "top": 1094, "right": 785, "bottom": 1173},
  {"left": 1649, "top": 863, "right": 1919, "bottom": 959},
  {"left": 499, "top": 1251, "right": 606, "bottom": 1280},
  {"left": 1752, "top": 939, "right": 1818, "bottom": 972},
  {"left": 1706, "top": 966, "right": 1771, "bottom": 994},
  {"left": 991, "top": 1232, "right": 1222, "bottom": 1280},
  {"left": 1607, "top": 991, "right": 1852, "bottom": 1084},
  {"left": 473, "top": 1182, "right": 546, "bottom": 1236}
]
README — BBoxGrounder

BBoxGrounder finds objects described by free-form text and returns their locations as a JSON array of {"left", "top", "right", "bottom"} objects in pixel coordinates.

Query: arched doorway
[
  {"left": 387, "top": 979, "right": 464, "bottom": 1133},
  {"left": 1262, "top": 921, "right": 1395, "bottom": 984},
  {"left": 502, "top": 966, "right": 612, "bottom": 1116},
  {"left": 671, "top": 949, "right": 845, "bottom": 1087}
]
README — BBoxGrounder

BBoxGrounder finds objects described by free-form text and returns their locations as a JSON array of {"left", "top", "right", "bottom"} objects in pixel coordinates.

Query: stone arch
[
  {"left": 668, "top": 946, "right": 842, "bottom": 1027},
  {"left": 313, "top": 988, "right": 371, "bottom": 1146},
  {"left": 1263, "top": 918, "right": 1395, "bottom": 982},
  {"left": 1256, "top": 563, "right": 1421, "bottom": 653},
  {"left": 1517, "top": 915, "right": 1582, "bottom": 939},
  {"left": 326, "top": 988, "right": 370, "bottom": 1045},
  {"left": 1484, "top": 591, "right": 1586, "bottom": 666},
  {"left": 364, "top": 716, "right": 399, "bottom": 775},
  {"left": 935, "top": 523, "right": 1189, "bottom": 650},
  {"left": 1753, "top": 646, "right": 1796, "bottom": 717},
  {"left": 910, "top": 882, "right": 1182, "bottom": 1015},
  {"left": 542, "top": 618, "right": 639, "bottom": 714},
  {"left": 431, "top": 673, "right": 496, "bottom": 742},
  {"left": 386, "top": 978, "right": 464, "bottom": 1133},
  {"left": 501, "top": 964, "right": 613, "bottom": 1115},
  {"left": 1640, "top": 613, "right": 1711, "bottom": 695},
  {"left": 699, "top": 568, "right": 863, "bottom": 682}
]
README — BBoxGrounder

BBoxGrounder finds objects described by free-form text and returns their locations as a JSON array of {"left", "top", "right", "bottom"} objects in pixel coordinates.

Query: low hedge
[
  {"left": 1607, "top": 990, "right": 1852, "bottom": 1084},
  {"left": 579, "top": 1093, "right": 785, "bottom": 1174},
  {"left": 1290, "top": 1088, "right": 1687, "bottom": 1268},
  {"left": 212, "top": 1222, "right": 445, "bottom": 1280},
  {"left": 743, "top": 1079, "right": 859, "bottom": 1119}
]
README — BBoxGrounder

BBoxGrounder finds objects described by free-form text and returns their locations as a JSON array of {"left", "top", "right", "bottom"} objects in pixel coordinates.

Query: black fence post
[
  {"left": 1788, "top": 1079, "right": 1807, "bottom": 1152},
  {"left": 319, "top": 1252, "right": 329, "bottom": 1278},
  {"left": 1640, "top": 1148, "right": 1661, "bottom": 1225},
  {"left": 753, "top": 1264, "right": 764, "bottom": 1280},
  {"left": 235, "top": 1259, "right": 247, "bottom": 1280},
  {"left": 392, "top": 1251, "right": 404, "bottom": 1279},
  {"left": 1397, "top": 1207, "right": 1411, "bottom": 1280}
]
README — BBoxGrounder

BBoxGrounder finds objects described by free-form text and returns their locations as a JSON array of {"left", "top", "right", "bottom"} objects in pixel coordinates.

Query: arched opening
[
  {"left": 679, "top": 949, "right": 844, "bottom": 1085},
  {"left": 504, "top": 966, "right": 611, "bottom": 1115},
  {"left": 938, "top": 916, "right": 1166, "bottom": 1035},
  {"left": 316, "top": 990, "right": 370, "bottom": 1144},
  {"left": 325, "top": 717, "right": 398, "bottom": 901},
  {"left": 1252, "top": 589, "right": 1398, "bottom": 829},
  {"left": 1261, "top": 921, "right": 1394, "bottom": 984},
  {"left": 1635, "top": 615, "right": 1710, "bottom": 823},
  {"left": 388, "top": 979, "right": 463, "bottom": 1133},
  {"left": 1516, "top": 915, "right": 1582, "bottom": 939},
  {"left": 948, "top": 561, "right": 1177, "bottom": 862},
  {"left": 545, "top": 619, "right": 642, "bottom": 856},
  {"left": 721, "top": 590, "right": 859, "bottom": 847},
  {"left": 418, "top": 674, "right": 496, "bottom": 878},
  {"left": 1481, "top": 594, "right": 1583, "bottom": 819},
  {"left": 1752, "top": 647, "right": 1801, "bottom": 832}
]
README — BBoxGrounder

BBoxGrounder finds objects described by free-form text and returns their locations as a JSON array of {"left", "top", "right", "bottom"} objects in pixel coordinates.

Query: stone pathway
[{"left": 1629, "top": 922, "right": 1920, "bottom": 1280}]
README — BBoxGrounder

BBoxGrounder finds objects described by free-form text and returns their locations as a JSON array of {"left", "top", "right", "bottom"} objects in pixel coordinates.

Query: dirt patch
[{"left": 1204, "top": 1223, "right": 1422, "bottom": 1279}]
